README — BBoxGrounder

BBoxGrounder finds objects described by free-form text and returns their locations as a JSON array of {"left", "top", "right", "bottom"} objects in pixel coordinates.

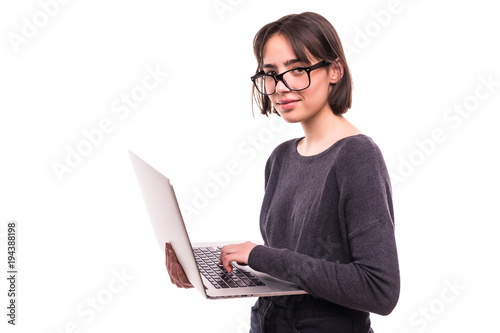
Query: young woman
[{"left": 166, "top": 12, "right": 400, "bottom": 333}]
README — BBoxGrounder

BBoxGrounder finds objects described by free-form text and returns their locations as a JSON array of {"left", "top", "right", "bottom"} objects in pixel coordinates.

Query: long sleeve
[{"left": 247, "top": 135, "right": 400, "bottom": 315}]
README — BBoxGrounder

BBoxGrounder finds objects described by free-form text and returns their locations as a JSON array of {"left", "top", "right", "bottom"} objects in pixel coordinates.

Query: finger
[
  {"left": 167, "top": 249, "right": 183, "bottom": 287},
  {"left": 165, "top": 244, "right": 174, "bottom": 272},
  {"left": 219, "top": 245, "right": 233, "bottom": 263},
  {"left": 166, "top": 249, "right": 177, "bottom": 285},
  {"left": 219, "top": 247, "right": 228, "bottom": 271},
  {"left": 165, "top": 243, "right": 173, "bottom": 267},
  {"left": 165, "top": 245, "right": 191, "bottom": 288},
  {"left": 220, "top": 254, "right": 234, "bottom": 274},
  {"left": 221, "top": 246, "right": 238, "bottom": 273},
  {"left": 168, "top": 249, "right": 192, "bottom": 288},
  {"left": 167, "top": 249, "right": 175, "bottom": 271},
  {"left": 176, "top": 263, "right": 193, "bottom": 288}
]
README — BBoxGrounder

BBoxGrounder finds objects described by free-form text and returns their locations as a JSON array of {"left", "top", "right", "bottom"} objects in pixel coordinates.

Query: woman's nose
[{"left": 275, "top": 78, "right": 290, "bottom": 94}]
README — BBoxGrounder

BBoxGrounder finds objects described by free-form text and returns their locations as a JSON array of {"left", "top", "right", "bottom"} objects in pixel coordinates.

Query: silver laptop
[{"left": 128, "top": 151, "right": 306, "bottom": 299}]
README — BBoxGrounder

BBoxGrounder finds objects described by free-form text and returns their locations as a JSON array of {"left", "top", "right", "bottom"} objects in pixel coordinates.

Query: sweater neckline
[{"left": 292, "top": 134, "right": 366, "bottom": 160}]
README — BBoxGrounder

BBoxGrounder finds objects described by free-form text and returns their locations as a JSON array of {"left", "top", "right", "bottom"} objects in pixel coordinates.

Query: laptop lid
[{"left": 128, "top": 150, "right": 207, "bottom": 298}]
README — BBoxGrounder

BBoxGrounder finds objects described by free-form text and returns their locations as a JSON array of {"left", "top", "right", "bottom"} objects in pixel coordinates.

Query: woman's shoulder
[
  {"left": 334, "top": 134, "right": 388, "bottom": 172},
  {"left": 336, "top": 134, "right": 381, "bottom": 155}
]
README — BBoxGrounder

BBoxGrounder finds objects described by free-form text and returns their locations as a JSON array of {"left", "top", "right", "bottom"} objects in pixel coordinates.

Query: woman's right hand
[{"left": 165, "top": 242, "right": 193, "bottom": 288}]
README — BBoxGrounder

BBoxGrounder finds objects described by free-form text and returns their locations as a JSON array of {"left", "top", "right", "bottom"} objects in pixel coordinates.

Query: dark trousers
[{"left": 250, "top": 295, "right": 373, "bottom": 333}]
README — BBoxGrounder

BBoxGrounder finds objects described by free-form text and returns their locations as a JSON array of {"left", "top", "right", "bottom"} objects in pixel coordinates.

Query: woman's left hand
[{"left": 219, "top": 241, "right": 258, "bottom": 274}]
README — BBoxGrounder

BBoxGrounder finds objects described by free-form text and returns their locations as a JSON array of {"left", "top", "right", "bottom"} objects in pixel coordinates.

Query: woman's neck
[{"left": 297, "top": 111, "right": 361, "bottom": 156}]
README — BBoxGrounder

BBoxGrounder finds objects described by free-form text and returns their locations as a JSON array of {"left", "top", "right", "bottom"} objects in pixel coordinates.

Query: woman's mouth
[{"left": 276, "top": 99, "right": 299, "bottom": 111}]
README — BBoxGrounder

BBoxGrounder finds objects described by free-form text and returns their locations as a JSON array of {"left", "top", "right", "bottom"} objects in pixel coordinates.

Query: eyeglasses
[{"left": 251, "top": 60, "right": 330, "bottom": 96}]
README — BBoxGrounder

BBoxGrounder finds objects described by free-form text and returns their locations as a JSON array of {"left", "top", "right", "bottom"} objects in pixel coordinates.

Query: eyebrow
[{"left": 263, "top": 58, "right": 303, "bottom": 69}]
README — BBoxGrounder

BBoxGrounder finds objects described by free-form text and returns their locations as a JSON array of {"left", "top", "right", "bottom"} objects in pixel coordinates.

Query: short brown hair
[{"left": 252, "top": 12, "right": 352, "bottom": 116}]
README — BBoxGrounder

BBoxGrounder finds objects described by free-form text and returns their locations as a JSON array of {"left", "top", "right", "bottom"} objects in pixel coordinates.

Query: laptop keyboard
[{"left": 193, "top": 246, "right": 266, "bottom": 289}]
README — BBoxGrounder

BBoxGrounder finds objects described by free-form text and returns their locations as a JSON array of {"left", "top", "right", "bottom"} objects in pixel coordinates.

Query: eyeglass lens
[{"left": 254, "top": 70, "right": 310, "bottom": 95}]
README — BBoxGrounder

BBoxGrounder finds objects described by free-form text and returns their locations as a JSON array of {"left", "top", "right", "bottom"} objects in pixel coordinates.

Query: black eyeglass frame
[{"left": 251, "top": 60, "right": 330, "bottom": 96}]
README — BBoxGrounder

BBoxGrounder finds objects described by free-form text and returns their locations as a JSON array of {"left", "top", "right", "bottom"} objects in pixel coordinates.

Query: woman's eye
[
  {"left": 265, "top": 71, "right": 277, "bottom": 75},
  {"left": 292, "top": 68, "right": 306, "bottom": 75}
]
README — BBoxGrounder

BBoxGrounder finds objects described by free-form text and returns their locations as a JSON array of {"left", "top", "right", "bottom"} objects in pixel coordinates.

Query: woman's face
[{"left": 262, "top": 34, "right": 338, "bottom": 124}]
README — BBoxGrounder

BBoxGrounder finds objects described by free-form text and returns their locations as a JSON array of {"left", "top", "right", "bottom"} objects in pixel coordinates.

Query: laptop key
[
  {"left": 234, "top": 280, "right": 247, "bottom": 287},
  {"left": 195, "top": 246, "right": 266, "bottom": 289},
  {"left": 251, "top": 279, "right": 265, "bottom": 286}
]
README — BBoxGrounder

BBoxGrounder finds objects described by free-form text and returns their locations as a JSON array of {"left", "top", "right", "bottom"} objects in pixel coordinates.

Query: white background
[{"left": 1, "top": 0, "right": 499, "bottom": 332}]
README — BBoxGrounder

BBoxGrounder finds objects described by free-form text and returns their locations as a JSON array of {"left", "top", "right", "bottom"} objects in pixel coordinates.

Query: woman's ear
[{"left": 330, "top": 58, "right": 344, "bottom": 84}]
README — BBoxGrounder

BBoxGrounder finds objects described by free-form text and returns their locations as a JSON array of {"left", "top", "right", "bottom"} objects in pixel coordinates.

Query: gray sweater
[{"left": 248, "top": 134, "right": 400, "bottom": 316}]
